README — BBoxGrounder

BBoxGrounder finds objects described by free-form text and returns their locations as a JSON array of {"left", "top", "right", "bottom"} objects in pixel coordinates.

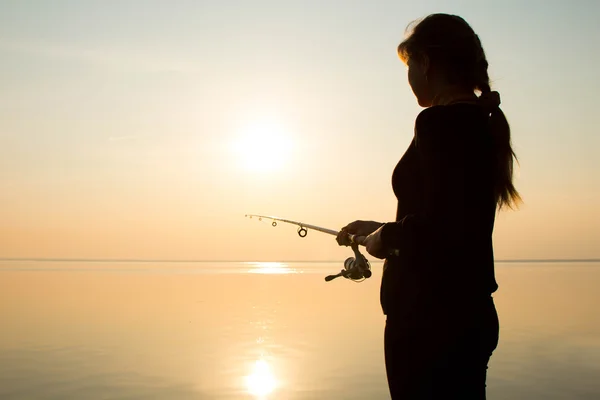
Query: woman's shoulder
[
  {"left": 415, "top": 103, "right": 487, "bottom": 137},
  {"left": 416, "top": 102, "right": 484, "bottom": 124}
]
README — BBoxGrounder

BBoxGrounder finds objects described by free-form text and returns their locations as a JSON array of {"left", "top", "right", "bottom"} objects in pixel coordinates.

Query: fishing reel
[{"left": 325, "top": 243, "right": 372, "bottom": 283}]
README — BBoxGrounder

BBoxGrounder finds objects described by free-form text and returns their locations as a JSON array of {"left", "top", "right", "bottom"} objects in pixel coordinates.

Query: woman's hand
[
  {"left": 360, "top": 225, "right": 388, "bottom": 259},
  {"left": 336, "top": 220, "right": 383, "bottom": 246}
]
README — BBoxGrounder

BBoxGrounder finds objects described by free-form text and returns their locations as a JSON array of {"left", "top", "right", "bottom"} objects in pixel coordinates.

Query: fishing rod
[{"left": 245, "top": 214, "right": 372, "bottom": 282}]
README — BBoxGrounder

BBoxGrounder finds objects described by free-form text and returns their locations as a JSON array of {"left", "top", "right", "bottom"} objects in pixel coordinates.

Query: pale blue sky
[{"left": 1, "top": 0, "right": 598, "bottom": 260}]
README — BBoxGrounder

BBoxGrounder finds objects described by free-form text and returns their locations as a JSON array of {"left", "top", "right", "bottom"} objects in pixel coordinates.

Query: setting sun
[{"left": 231, "top": 120, "right": 294, "bottom": 173}]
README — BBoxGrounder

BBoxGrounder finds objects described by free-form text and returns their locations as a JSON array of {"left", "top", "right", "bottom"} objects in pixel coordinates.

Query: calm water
[{"left": 1, "top": 260, "right": 599, "bottom": 399}]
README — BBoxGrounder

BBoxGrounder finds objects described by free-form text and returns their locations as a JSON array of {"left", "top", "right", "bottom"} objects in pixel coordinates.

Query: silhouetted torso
[{"left": 380, "top": 103, "right": 498, "bottom": 318}]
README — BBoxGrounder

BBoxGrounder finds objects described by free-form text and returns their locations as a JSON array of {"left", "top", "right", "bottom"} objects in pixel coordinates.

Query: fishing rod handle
[{"left": 348, "top": 234, "right": 366, "bottom": 246}]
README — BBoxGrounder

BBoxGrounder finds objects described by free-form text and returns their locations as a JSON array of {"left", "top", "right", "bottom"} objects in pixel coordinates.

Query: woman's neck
[{"left": 431, "top": 84, "right": 477, "bottom": 106}]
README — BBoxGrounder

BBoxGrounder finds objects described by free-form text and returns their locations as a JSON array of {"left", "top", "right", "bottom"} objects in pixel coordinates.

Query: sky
[{"left": 0, "top": 0, "right": 598, "bottom": 261}]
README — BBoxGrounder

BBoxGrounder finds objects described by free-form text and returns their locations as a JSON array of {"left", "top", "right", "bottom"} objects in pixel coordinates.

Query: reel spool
[
  {"left": 342, "top": 256, "right": 372, "bottom": 281},
  {"left": 325, "top": 244, "right": 372, "bottom": 282}
]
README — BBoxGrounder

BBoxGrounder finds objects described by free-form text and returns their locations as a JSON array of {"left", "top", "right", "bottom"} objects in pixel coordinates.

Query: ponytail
[
  {"left": 489, "top": 104, "right": 521, "bottom": 209},
  {"left": 478, "top": 80, "right": 522, "bottom": 209}
]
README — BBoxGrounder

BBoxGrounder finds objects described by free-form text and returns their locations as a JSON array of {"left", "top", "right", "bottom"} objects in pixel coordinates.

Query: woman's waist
[
  {"left": 384, "top": 294, "right": 497, "bottom": 323},
  {"left": 380, "top": 258, "right": 497, "bottom": 315}
]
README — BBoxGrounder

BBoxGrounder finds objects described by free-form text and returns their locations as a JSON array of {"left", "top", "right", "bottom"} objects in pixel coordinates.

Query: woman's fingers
[
  {"left": 343, "top": 220, "right": 365, "bottom": 235},
  {"left": 338, "top": 220, "right": 383, "bottom": 246},
  {"left": 336, "top": 228, "right": 351, "bottom": 246}
]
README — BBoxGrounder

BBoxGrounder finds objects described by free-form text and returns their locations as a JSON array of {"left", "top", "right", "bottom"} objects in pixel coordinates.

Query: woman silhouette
[{"left": 338, "top": 14, "right": 520, "bottom": 399}]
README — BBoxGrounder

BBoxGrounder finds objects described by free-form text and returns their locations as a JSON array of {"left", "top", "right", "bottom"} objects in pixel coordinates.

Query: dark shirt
[{"left": 379, "top": 103, "right": 498, "bottom": 317}]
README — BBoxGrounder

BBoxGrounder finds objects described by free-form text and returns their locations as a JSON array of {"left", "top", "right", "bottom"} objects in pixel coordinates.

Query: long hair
[{"left": 398, "top": 14, "right": 521, "bottom": 209}]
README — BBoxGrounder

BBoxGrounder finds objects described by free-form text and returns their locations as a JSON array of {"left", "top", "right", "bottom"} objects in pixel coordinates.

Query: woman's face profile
[{"left": 407, "top": 57, "right": 432, "bottom": 107}]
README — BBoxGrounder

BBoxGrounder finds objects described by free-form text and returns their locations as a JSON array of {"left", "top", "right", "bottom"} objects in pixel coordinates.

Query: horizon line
[{"left": 0, "top": 257, "right": 599, "bottom": 264}]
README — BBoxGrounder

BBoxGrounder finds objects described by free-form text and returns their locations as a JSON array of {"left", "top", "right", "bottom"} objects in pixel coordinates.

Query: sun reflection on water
[
  {"left": 245, "top": 358, "right": 277, "bottom": 398},
  {"left": 246, "top": 262, "right": 297, "bottom": 275}
]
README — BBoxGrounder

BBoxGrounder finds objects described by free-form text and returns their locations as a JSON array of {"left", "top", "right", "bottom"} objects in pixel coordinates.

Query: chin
[
  {"left": 413, "top": 91, "right": 433, "bottom": 108},
  {"left": 417, "top": 97, "right": 433, "bottom": 108}
]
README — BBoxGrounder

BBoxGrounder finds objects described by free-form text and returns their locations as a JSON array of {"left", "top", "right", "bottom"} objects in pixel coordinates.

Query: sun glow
[
  {"left": 245, "top": 359, "right": 277, "bottom": 397},
  {"left": 232, "top": 120, "right": 293, "bottom": 173}
]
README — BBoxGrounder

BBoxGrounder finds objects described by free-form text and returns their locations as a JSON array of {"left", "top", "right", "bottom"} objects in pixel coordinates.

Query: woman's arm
[{"left": 379, "top": 113, "right": 467, "bottom": 257}]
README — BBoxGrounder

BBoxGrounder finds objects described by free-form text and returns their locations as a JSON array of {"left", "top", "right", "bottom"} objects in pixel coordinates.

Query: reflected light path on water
[
  {"left": 245, "top": 262, "right": 299, "bottom": 275},
  {"left": 239, "top": 270, "right": 282, "bottom": 400},
  {"left": 245, "top": 358, "right": 277, "bottom": 398}
]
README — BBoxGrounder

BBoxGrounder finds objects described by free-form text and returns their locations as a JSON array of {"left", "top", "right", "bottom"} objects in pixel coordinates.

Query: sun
[{"left": 232, "top": 120, "right": 293, "bottom": 173}]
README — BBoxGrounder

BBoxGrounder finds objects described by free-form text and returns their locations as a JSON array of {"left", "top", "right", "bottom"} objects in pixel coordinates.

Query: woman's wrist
[{"left": 379, "top": 223, "right": 400, "bottom": 257}]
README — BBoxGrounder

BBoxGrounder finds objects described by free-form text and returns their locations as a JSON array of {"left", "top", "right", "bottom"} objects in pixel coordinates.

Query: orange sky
[{"left": 1, "top": 1, "right": 599, "bottom": 261}]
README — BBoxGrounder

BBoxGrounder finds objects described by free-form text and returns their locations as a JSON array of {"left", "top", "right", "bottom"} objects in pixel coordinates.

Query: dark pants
[{"left": 384, "top": 297, "right": 499, "bottom": 400}]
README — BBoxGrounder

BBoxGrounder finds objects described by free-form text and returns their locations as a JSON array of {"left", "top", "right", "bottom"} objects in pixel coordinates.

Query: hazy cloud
[{"left": 0, "top": 38, "right": 198, "bottom": 73}]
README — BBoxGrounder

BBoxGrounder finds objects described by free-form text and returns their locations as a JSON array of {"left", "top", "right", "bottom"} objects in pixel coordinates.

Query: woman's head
[
  {"left": 399, "top": 13, "right": 521, "bottom": 209},
  {"left": 399, "top": 14, "right": 490, "bottom": 106}
]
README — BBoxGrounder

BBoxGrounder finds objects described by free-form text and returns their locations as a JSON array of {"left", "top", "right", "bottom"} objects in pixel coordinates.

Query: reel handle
[{"left": 325, "top": 272, "right": 344, "bottom": 282}]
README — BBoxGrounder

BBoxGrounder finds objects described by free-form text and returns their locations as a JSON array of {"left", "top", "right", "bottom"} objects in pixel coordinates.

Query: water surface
[{"left": 1, "top": 261, "right": 599, "bottom": 399}]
